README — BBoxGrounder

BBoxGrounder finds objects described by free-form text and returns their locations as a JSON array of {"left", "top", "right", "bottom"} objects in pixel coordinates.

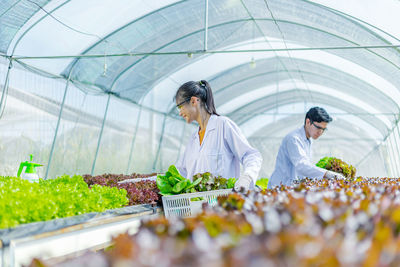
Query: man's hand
[
  {"left": 234, "top": 174, "right": 253, "bottom": 192},
  {"left": 325, "top": 170, "right": 346, "bottom": 180}
]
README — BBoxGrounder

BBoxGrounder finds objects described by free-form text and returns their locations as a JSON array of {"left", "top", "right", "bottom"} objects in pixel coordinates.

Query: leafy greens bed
[
  {"left": 0, "top": 175, "right": 128, "bottom": 229},
  {"left": 83, "top": 173, "right": 160, "bottom": 205},
  {"left": 316, "top": 156, "right": 356, "bottom": 179},
  {"left": 156, "top": 165, "right": 236, "bottom": 196},
  {"left": 35, "top": 177, "right": 400, "bottom": 267}
]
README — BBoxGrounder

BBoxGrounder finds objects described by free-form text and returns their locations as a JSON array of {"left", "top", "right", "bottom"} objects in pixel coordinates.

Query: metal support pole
[
  {"left": 204, "top": 0, "right": 209, "bottom": 51},
  {"left": 387, "top": 136, "right": 398, "bottom": 176},
  {"left": 45, "top": 73, "right": 72, "bottom": 179},
  {"left": 0, "top": 58, "right": 12, "bottom": 119},
  {"left": 379, "top": 144, "right": 390, "bottom": 177},
  {"left": 91, "top": 93, "right": 111, "bottom": 175},
  {"left": 393, "top": 123, "right": 400, "bottom": 176},
  {"left": 384, "top": 141, "right": 394, "bottom": 177},
  {"left": 391, "top": 122, "right": 400, "bottom": 173},
  {"left": 9, "top": 44, "right": 400, "bottom": 60},
  {"left": 384, "top": 138, "right": 393, "bottom": 176},
  {"left": 126, "top": 105, "right": 143, "bottom": 174},
  {"left": 152, "top": 114, "right": 168, "bottom": 171},
  {"left": 390, "top": 134, "right": 400, "bottom": 176}
]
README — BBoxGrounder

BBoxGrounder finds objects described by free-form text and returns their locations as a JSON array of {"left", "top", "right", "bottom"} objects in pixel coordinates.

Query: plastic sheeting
[{"left": 1, "top": 0, "right": 400, "bottom": 178}]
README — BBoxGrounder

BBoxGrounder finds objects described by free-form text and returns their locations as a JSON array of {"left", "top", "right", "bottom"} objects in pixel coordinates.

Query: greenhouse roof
[{"left": 1, "top": 0, "right": 400, "bottom": 176}]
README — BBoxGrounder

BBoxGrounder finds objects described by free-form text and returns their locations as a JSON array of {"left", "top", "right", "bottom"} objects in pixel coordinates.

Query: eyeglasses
[
  {"left": 176, "top": 98, "right": 191, "bottom": 110},
  {"left": 311, "top": 121, "right": 327, "bottom": 132}
]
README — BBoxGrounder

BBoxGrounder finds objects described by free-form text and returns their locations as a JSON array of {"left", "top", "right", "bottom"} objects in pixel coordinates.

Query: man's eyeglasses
[
  {"left": 311, "top": 121, "right": 327, "bottom": 132},
  {"left": 176, "top": 98, "right": 191, "bottom": 110}
]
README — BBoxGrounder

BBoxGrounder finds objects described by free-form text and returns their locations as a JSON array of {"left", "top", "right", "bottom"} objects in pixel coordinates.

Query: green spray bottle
[{"left": 17, "top": 154, "right": 43, "bottom": 183}]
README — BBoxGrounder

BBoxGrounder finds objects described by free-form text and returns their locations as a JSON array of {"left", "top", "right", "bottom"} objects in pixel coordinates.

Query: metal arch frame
[
  {"left": 303, "top": 0, "right": 400, "bottom": 51},
  {"left": 250, "top": 140, "right": 380, "bottom": 157},
  {"left": 229, "top": 89, "right": 389, "bottom": 137},
  {"left": 247, "top": 113, "right": 385, "bottom": 171},
  {"left": 356, "top": 114, "right": 400, "bottom": 174},
  {"left": 45, "top": 67, "right": 73, "bottom": 179},
  {"left": 60, "top": 12, "right": 400, "bottom": 98},
  {"left": 106, "top": 19, "right": 253, "bottom": 94},
  {"left": 3, "top": 0, "right": 127, "bottom": 177},
  {"left": 5, "top": 0, "right": 400, "bottom": 98},
  {"left": 3, "top": 0, "right": 400, "bottom": 176},
  {"left": 110, "top": 17, "right": 400, "bottom": 99},
  {"left": 389, "top": 122, "right": 400, "bottom": 176},
  {"left": 379, "top": 144, "right": 390, "bottom": 177},
  {"left": 231, "top": 91, "right": 389, "bottom": 135},
  {"left": 7, "top": 0, "right": 72, "bottom": 56},
  {"left": 5, "top": 0, "right": 73, "bottom": 179},
  {"left": 6, "top": 1, "right": 394, "bottom": 137},
  {"left": 247, "top": 114, "right": 383, "bottom": 151},
  {"left": 59, "top": 0, "right": 399, "bottom": 91},
  {"left": 209, "top": 56, "right": 399, "bottom": 110},
  {"left": 0, "top": 0, "right": 70, "bottom": 137},
  {"left": 213, "top": 70, "right": 398, "bottom": 114},
  {"left": 5, "top": 0, "right": 174, "bottom": 177},
  {"left": 0, "top": 0, "right": 54, "bottom": 53},
  {"left": 387, "top": 115, "right": 400, "bottom": 176},
  {"left": 0, "top": 0, "right": 24, "bottom": 19},
  {"left": 126, "top": 104, "right": 143, "bottom": 174},
  {"left": 380, "top": 142, "right": 394, "bottom": 177},
  {"left": 249, "top": 137, "right": 375, "bottom": 161},
  {"left": 210, "top": 70, "right": 398, "bottom": 116},
  {"left": 2, "top": 0, "right": 114, "bottom": 178},
  {"left": 394, "top": 124, "right": 400, "bottom": 172},
  {"left": 216, "top": 76, "right": 393, "bottom": 134},
  {"left": 249, "top": 114, "right": 378, "bottom": 142},
  {"left": 239, "top": 0, "right": 313, "bottom": 105},
  {"left": 386, "top": 135, "right": 399, "bottom": 176},
  {"left": 61, "top": 0, "right": 188, "bottom": 68},
  {"left": 6, "top": 0, "right": 398, "bottom": 60},
  {"left": 205, "top": 56, "right": 399, "bottom": 109},
  {"left": 58, "top": 0, "right": 191, "bottom": 83}
]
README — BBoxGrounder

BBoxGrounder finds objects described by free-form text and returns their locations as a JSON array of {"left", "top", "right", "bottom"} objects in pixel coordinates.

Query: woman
[{"left": 175, "top": 80, "right": 262, "bottom": 191}]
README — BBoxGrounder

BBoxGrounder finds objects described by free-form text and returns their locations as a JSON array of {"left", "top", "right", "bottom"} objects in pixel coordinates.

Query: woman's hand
[{"left": 234, "top": 174, "right": 253, "bottom": 192}]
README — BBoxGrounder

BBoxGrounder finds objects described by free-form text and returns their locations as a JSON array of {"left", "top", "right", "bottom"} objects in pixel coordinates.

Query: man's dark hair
[{"left": 304, "top": 107, "right": 332, "bottom": 124}]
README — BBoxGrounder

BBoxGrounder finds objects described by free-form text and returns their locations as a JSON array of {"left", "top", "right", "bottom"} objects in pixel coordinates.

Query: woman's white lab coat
[{"left": 176, "top": 115, "right": 262, "bottom": 184}]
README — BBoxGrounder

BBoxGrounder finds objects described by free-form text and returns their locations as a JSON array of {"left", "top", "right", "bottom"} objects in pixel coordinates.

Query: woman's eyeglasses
[{"left": 176, "top": 98, "right": 191, "bottom": 110}]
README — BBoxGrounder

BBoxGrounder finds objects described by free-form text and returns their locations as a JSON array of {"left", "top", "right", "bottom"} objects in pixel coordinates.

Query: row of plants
[
  {"left": 1, "top": 167, "right": 245, "bottom": 230},
  {"left": 83, "top": 173, "right": 160, "bottom": 206},
  {"left": 255, "top": 177, "right": 269, "bottom": 190},
  {"left": 0, "top": 175, "right": 128, "bottom": 229},
  {"left": 156, "top": 165, "right": 236, "bottom": 195},
  {"left": 34, "top": 177, "right": 400, "bottom": 266},
  {"left": 1, "top": 165, "right": 265, "bottom": 231},
  {"left": 316, "top": 156, "right": 357, "bottom": 179},
  {"left": 82, "top": 172, "right": 157, "bottom": 186}
]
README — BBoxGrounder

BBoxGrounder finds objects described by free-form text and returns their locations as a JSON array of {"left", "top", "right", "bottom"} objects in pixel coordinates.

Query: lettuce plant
[{"left": 0, "top": 175, "right": 128, "bottom": 229}]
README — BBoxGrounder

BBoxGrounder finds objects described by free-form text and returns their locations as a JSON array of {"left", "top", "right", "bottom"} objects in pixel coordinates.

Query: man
[{"left": 268, "top": 107, "right": 345, "bottom": 188}]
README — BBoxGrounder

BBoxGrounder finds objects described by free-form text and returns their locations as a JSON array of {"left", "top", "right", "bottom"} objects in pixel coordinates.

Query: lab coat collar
[
  {"left": 299, "top": 126, "right": 312, "bottom": 144},
  {"left": 205, "top": 114, "right": 217, "bottom": 131},
  {"left": 191, "top": 114, "right": 217, "bottom": 141}
]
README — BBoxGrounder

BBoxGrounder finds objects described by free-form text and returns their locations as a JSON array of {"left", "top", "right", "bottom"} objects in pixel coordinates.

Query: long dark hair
[{"left": 174, "top": 80, "right": 219, "bottom": 116}]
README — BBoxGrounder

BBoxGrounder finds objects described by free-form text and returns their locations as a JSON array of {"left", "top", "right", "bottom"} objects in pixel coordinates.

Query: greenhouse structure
[{"left": 1, "top": 0, "right": 400, "bottom": 266}]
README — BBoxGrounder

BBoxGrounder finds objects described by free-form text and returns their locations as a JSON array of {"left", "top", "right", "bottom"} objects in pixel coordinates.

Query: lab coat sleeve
[
  {"left": 223, "top": 119, "right": 263, "bottom": 182},
  {"left": 286, "top": 137, "right": 326, "bottom": 179}
]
